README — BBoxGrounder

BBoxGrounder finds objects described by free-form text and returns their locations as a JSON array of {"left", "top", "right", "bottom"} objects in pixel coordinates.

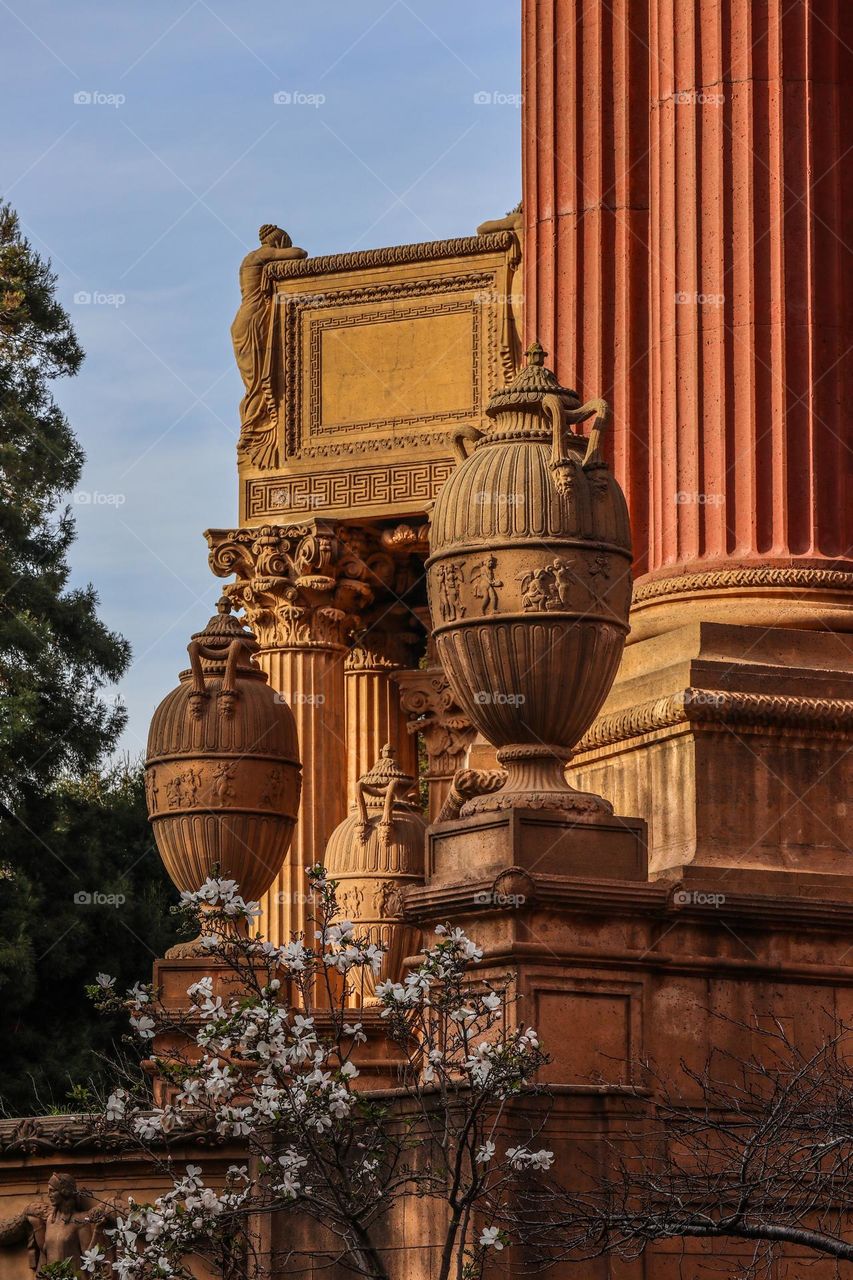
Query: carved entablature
[{"left": 236, "top": 223, "right": 523, "bottom": 524}]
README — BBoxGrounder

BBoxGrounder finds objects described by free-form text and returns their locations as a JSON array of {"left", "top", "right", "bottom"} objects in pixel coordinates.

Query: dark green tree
[{"left": 0, "top": 201, "right": 179, "bottom": 1113}]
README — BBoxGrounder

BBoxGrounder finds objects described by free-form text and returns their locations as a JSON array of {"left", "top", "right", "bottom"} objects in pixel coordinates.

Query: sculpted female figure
[
  {"left": 0, "top": 1172, "right": 116, "bottom": 1275},
  {"left": 231, "top": 224, "right": 307, "bottom": 470}
]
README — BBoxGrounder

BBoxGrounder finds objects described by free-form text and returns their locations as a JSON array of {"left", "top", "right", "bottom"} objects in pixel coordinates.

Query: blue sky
[{"left": 1, "top": 0, "right": 521, "bottom": 758}]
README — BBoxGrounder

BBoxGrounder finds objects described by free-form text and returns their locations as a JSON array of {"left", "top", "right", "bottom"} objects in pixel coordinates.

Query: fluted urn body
[
  {"left": 324, "top": 746, "right": 426, "bottom": 1004},
  {"left": 426, "top": 343, "right": 632, "bottom": 816},
  {"left": 145, "top": 600, "right": 302, "bottom": 914}
]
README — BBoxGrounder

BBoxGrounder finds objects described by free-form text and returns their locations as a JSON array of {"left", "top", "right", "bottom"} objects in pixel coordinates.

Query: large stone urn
[
  {"left": 426, "top": 342, "right": 632, "bottom": 816},
  {"left": 145, "top": 599, "right": 302, "bottom": 943},
  {"left": 324, "top": 745, "right": 426, "bottom": 1004}
]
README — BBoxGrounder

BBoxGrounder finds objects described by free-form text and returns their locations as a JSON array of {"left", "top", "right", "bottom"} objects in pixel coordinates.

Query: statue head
[
  {"left": 258, "top": 224, "right": 291, "bottom": 248},
  {"left": 47, "top": 1172, "right": 78, "bottom": 1211}
]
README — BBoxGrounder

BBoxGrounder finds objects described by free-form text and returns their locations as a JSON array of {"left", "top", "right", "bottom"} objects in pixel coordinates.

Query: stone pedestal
[
  {"left": 568, "top": 622, "right": 853, "bottom": 880},
  {"left": 406, "top": 804, "right": 853, "bottom": 1277}
]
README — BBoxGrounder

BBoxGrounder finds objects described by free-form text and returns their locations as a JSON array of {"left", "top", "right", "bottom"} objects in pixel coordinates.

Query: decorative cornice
[
  {"left": 575, "top": 688, "right": 853, "bottom": 752},
  {"left": 405, "top": 872, "right": 853, "bottom": 940},
  {"left": 264, "top": 231, "right": 517, "bottom": 282},
  {"left": 633, "top": 566, "right": 853, "bottom": 605},
  {"left": 0, "top": 1115, "right": 228, "bottom": 1158}
]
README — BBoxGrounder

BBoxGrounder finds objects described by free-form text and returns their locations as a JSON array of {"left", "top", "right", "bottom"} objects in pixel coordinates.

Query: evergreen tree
[{"left": 0, "top": 201, "right": 179, "bottom": 1112}]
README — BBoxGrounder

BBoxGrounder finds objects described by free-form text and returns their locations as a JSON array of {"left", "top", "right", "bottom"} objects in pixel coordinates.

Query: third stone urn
[{"left": 426, "top": 342, "right": 632, "bottom": 817}]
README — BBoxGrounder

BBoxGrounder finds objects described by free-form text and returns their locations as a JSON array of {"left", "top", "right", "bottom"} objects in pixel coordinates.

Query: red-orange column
[
  {"left": 649, "top": 0, "right": 853, "bottom": 567},
  {"left": 522, "top": 0, "right": 651, "bottom": 573},
  {"left": 524, "top": 0, "right": 853, "bottom": 635}
]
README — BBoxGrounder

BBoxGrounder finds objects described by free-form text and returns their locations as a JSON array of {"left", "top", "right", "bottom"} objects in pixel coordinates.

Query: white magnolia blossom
[
  {"left": 479, "top": 1226, "right": 504, "bottom": 1250},
  {"left": 92, "top": 869, "right": 551, "bottom": 1280}
]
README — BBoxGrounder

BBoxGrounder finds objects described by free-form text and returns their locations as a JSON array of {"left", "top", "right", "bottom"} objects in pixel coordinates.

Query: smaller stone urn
[
  {"left": 145, "top": 599, "right": 301, "bottom": 952},
  {"left": 324, "top": 746, "right": 426, "bottom": 1005}
]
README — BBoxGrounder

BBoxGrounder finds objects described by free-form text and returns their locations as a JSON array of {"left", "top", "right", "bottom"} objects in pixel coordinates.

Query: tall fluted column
[
  {"left": 207, "top": 523, "right": 361, "bottom": 943},
  {"left": 522, "top": 0, "right": 651, "bottom": 572},
  {"left": 524, "top": 0, "right": 853, "bottom": 633},
  {"left": 340, "top": 525, "right": 429, "bottom": 807},
  {"left": 345, "top": 638, "right": 421, "bottom": 810},
  {"left": 631, "top": 0, "right": 853, "bottom": 637}
]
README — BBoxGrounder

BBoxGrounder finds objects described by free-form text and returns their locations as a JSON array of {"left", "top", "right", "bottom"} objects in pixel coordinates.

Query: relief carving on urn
[{"left": 426, "top": 341, "right": 633, "bottom": 817}]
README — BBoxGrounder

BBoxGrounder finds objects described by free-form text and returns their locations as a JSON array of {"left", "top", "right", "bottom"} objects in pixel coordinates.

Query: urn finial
[{"left": 526, "top": 339, "right": 546, "bottom": 366}]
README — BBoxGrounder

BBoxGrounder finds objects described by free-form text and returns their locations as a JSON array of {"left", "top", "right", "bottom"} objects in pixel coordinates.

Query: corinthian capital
[
  {"left": 394, "top": 667, "right": 476, "bottom": 778},
  {"left": 205, "top": 522, "right": 371, "bottom": 651}
]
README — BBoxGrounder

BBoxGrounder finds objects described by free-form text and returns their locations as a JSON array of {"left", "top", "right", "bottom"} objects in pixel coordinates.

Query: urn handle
[
  {"left": 356, "top": 775, "right": 406, "bottom": 847},
  {"left": 449, "top": 425, "right": 484, "bottom": 466},
  {"left": 187, "top": 638, "right": 246, "bottom": 719},
  {"left": 544, "top": 394, "right": 610, "bottom": 486}
]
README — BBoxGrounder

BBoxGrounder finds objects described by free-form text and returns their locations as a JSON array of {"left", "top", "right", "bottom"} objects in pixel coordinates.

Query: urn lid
[
  {"left": 181, "top": 596, "right": 262, "bottom": 680},
  {"left": 359, "top": 744, "right": 413, "bottom": 795},
  {"left": 486, "top": 340, "right": 580, "bottom": 417}
]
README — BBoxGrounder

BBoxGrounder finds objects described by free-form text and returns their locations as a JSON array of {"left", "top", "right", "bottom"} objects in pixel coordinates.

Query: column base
[
  {"left": 630, "top": 566, "right": 853, "bottom": 643},
  {"left": 568, "top": 621, "right": 853, "bottom": 878}
]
